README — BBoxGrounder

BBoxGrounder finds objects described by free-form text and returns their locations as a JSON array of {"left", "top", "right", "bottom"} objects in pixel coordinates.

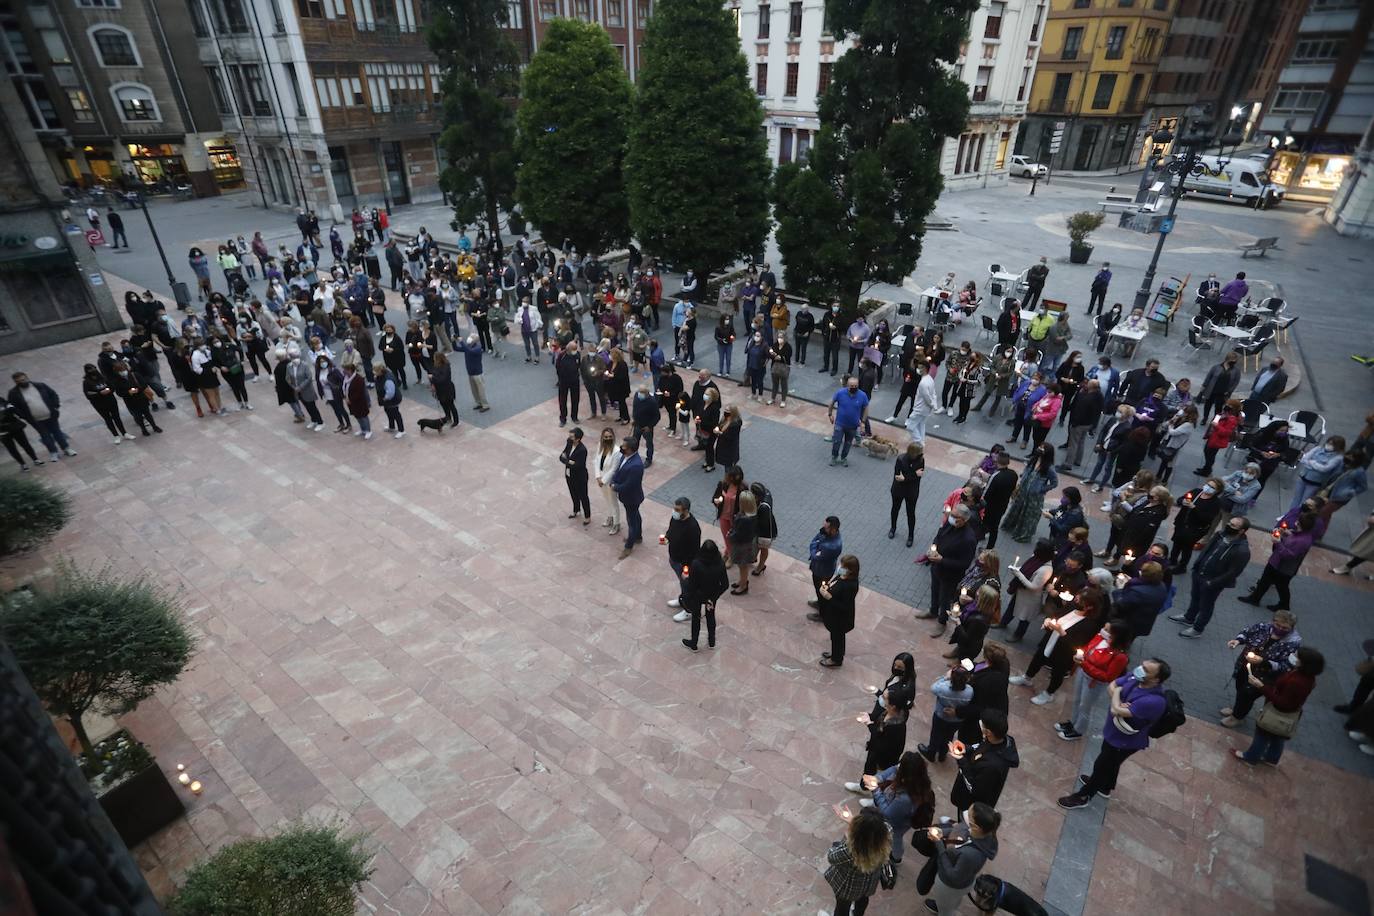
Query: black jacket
[
  {"left": 1192, "top": 531, "right": 1250, "bottom": 589},
  {"left": 983, "top": 468, "right": 1018, "bottom": 514},
  {"left": 665, "top": 514, "right": 702, "bottom": 566},
  {"left": 555, "top": 351, "right": 581, "bottom": 386},
  {"left": 1069, "top": 388, "right": 1104, "bottom": 426},
  {"left": 656, "top": 371, "right": 684, "bottom": 407},
  {"left": 631, "top": 393, "right": 660, "bottom": 429},
  {"left": 683, "top": 556, "right": 729, "bottom": 610},
  {"left": 950, "top": 733, "right": 1020, "bottom": 811},
  {"left": 429, "top": 363, "right": 456, "bottom": 401},
  {"left": 892, "top": 453, "right": 923, "bottom": 498},
  {"left": 690, "top": 379, "right": 718, "bottom": 417},
  {"left": 821, "top": 575, "right": 858, "bottom": 634},
  {"left": 863, "top": 717, "right": 908, "bottom": 775},
  {"left": 715, "top": 419, "right": 741, "bottom": 467},
  {"left": 1119, "top": 501, "right": 1169, "bottom": 556},
  {"left": 933, "top": 521, "right": 979, "bottom": 581},
  {"left": 957, "top": 666, "right": 1010, "bottom": 745},
  {"left": 559, "top": 439, "right": 588, "bottom": 481},
  {"left": 6, "top": 382, "right": 60, "bottom": 423}
]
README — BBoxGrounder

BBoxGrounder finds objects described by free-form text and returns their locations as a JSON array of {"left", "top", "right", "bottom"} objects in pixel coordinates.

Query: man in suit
[
  {"left": 1249, "top": 356, "right": 1287, "bottom": 403},
  {"left": 916, "top": 504, "right": 980, "bottom": 634},
  {"left": 555, "top": 340, "right": 581, "bottom": 427},
  {"left": 611, "top": 436, "right": 646, "bottom": 559},
  {"left": 981, "top": 452, "right": 1019, "bottom": 548}
]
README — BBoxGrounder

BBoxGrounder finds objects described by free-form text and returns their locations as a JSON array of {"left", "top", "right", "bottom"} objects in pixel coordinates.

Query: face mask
[
  {"left": 1287, "top": 653, "right": 1299, "bottom": 667},
  {"left": 892, "top": 666, "right": 904, "bottom": 678},
  {"left": 831, "top": 306, "right": 839, "bottom": 312},
  {"left": 1132, "top": 665, "right": 1148, "bottom": 681},
  {"left": 1201, "top": 484, "right": 1216, "bottom": 495},
  {"left": 674, "top": 510, "right": 686, "bottom": 520}
]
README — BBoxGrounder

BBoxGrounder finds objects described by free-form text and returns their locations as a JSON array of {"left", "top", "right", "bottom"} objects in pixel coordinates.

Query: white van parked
[{"left": 1180, "top": 155, "right": 1284, "bottom": 208}]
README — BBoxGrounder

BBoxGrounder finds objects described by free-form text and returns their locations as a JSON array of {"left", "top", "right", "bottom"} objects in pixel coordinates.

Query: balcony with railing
[
  {"left": 319, "top": 102, "right": 439, "bottom": 138},
  {"left": 1033, "top": 97, "right": 1078, "bottom": 114},
  {"left": 299, "top": 17, "right": 432, "bottom": 55}
]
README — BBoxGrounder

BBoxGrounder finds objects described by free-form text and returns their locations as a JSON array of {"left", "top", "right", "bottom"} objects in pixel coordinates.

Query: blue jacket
[
  {"left": 611, "top": 452, "right": 645, "bottom": 506},
  {"left": 453, "top": 340, "right": 485, "bottom": 376},
  {"left": 1011, "top": 379, "right": 1046, "bottom": 411},
  {"left": 809, "top": 528, "right": 843, "bottom": 577},
  {"left": 649, "top": 346, "right": 666, "bottom": 373},
  {"left": 1327, "top": 466, "right": 1368, "bottom": 503},
  {"left": 631, "top": 393, "right": 660, "bottom": 429},
  {"left": 871, "top": 764, "right": 920, "bottom": 861},
  {"left": 1087, "top": 364, "right": 1119, "bottom": 403},
  {"left": 672, "top": 302, "right": 687, "bottom": 329}
]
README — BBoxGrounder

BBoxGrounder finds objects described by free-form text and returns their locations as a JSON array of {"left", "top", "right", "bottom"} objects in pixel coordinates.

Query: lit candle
[
  {"left": 865, "top": 685, "right": 878, "bottom": 693},
  {"left": 1012, "top": 556, "right": 1021, "bottom": 568},
  {"left": 176, "top": 763, "right": 186, "bottom": 772},
  {"left": 1058, "top": 591, "right": 1075, "bottom": 602},
  {"left": 178, "top": 773, "right": 191, "bottom": 785},
  {"left": 189, "top": 780, "right": 203, "bottom": 794},
  {"left": 930, "top": 544, "right": 937, "bottom": 554},
  {"left": 856, "top": 715, "right": 866, "bottom": 723}
]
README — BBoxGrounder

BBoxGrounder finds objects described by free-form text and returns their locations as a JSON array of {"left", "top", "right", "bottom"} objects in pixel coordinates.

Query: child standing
[{"left": 676, "top": 394, "right": 692, "bottom": 446}]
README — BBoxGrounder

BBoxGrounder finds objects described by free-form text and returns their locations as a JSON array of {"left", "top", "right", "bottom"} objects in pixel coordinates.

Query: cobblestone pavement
[{"left": 4, "top": 329, "right": 1370, "bottom": 916}]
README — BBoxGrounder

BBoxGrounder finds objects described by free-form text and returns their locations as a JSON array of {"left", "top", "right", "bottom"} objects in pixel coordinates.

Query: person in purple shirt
[
  {"left": 1215, "top": 271, "right": 1249, "bottom": 324},
  {"left": 1057, "top": 659, "right": 1170, "bottom": 809},
  {"left": 846, "top": 316, "right": 871, "bottom": 374}
]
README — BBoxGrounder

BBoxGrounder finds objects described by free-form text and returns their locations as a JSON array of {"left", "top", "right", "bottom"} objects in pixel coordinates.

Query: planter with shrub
[
  {"left": 169, "top": 822, "right": 373, "bottom": 916},
  {"left": 0, "top": 476, "right": 70, "bottom": 558},
  {"left": 0, "top": 564, "right": 196, "bottom": 845},
  {"left": 1066, "top": 211, "right": 1106, "bottom": 264}
]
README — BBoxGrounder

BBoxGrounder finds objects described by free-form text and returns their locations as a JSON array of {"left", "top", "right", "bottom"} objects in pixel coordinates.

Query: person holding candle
[
  {"left": 1168, "top": 479, "right": 1224, "bottom": 572},
  {"left": 807, "top": 517, "right": 844, "bottom": 615},
  {"left": 915, "top": 801, "right": 1001, "bottom": 915},
  {"left": 1001, "top": 539, "right": 1055, "bottom": 643},
  {"left": 957, "top": 644, "right": 1011, "bottom": 747},
  {"left": 944, "top": 584, "right": 1000, "bottom": 661},
  {"left": 1107, "top": 561, "right": 1168, "bottom": 640},
  {"left": 915, "top": 505, "right": 981, "bottom": 634},
  {"left": 862, "top": 751, "right": 935, "bottom": 867},
  {"left": 1171, "top": 516, "right": 1252, "bottom": 638},
  {"left": 982, "top": 451, "right": 1018, "bottom": 550},
  {"left": 1055, "top": 620, "right": 1134, "bottom": 741},
  {"left": 1096, "top": 469, "right": 1154, "bottom": 552},
  {"left": 1219, "top": 611, "right": 1302, "bottom": 728},
  {"left": 1109, "top": 485, "right": 1172, "bottom": 567},
  {"left": 680, "top": 539, "right": 730, "bottom": 651},
  {"left": 1010, "top": 585, "right": 1105, "bottom": 706},
  {"left": 819, "top": 554, "right": 861, "bottom": 668},
  {"left": 918, "top": 666, "right": 974, "bottom": 763},
  {"left": 1236, "top": 510, "right": 1319, "bottom": 612},
  {"left": 663, "top": 495, "right": 702, "bottom": 617},
  {"left": 1000, "top": 445, "right": 1059, "bottom": 544},
  {"left": 1232, "top": 646, "right": 1324, "bottom": 767},
  {"left": 1044, "top": 487, "right": 1086, "bottom": 550},
  {"left": 948, "top": 709, "right": 1019, "bottom": 814},
  {"left": 823, "top": 806, "right": 893, "bottom": 916},
  {"left": 846, "top": 651, "right": 918, "bottom": 795}
]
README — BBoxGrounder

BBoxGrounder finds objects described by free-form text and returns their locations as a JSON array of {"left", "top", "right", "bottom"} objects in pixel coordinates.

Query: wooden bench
[{"left": 1240, "top": 237, "right": 1280, "bottom": 258}]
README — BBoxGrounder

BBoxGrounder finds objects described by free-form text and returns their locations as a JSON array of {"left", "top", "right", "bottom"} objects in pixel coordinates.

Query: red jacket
[
  {"left": 1078, "top": 633, "right": 1130, "bottom": 684},
  {"left": 1205, "top": 413, "right": 1239, "bottom": 449},
  {"left": 1259, "top": 670, "right": 1315, "bottom": 713}
]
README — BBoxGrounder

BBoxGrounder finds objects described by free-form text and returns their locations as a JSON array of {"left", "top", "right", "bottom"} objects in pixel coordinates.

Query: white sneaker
[
  {"left": 244, "top": 403, "right": 254, "bottom": 410},
  {"left": 843, "top": 781, "right": 864, "bottom": 793},
  {"left": 884, "top": 415, "right": 898, "bottom": 423},
  {"left": 1332, "top": 566, "right": 1351, "bottom": 575},
  {"left": 1361, "top": 744, "right": 1374, "bottom": 756},
  {"left": 1351, "top": 731, "right": 1370, "bottom": 742},
  {"left": 858, "top": 798, "right": 874, "bottom": 808},
  {"left": 123, "top": 433, "right": 136, "bottom": 440},
  {"left": 363, "top": 431, "right": 373, "bottom": 440},
  {"left": 310, "top": 423, "right": 321, "bottom": 432},
  {"left": 933, "top": 407, "right": 944, "bottom": 415},
  {"left": 779, "top": 400, "right": 786, "bottom": 408},
  {"left": 667, "top": 599, "right": 680, "bottom": 608},
  {"left": 1008, "top": 675, "right": 1031, "bottom": 686},
  {"left": 353, "top": 430, "right": 364, "bottom": 437},
  {"left": 672, "top": 610, "right": 690, "bottom": 622},
  {"left": 1030, "top": 691, "right": 1054, "bottom": 706},
  {"left": 113, "top": 436, "right": 123, "bottom": 445},
  {"left": 394, "top": 431, "right": 405, "bottom": 439}
]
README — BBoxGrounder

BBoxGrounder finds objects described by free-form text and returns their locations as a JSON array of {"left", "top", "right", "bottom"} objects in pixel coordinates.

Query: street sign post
[{"left": 84, "top": 229, "right": 104, "bottom": 248}]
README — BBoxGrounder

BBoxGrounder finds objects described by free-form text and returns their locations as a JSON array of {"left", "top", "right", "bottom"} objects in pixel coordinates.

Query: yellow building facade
[{"left": 1017, "top": 0, "right": 1175, "bottom": 171}]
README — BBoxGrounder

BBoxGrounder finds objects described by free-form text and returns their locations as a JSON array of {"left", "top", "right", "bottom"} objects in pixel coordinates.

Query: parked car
[{"left": 1010, "top": 155, "right": 1049, "bottom": 178}]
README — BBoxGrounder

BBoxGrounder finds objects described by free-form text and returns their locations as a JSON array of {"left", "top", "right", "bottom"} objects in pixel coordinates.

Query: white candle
[
  {"left": 1013, "top": 556, "right": 1021, "bottom": 567},
  {"left": 189, "top": 780, "right": 203, "bottom": 794},
  {"left": 177, "top": 773, "right": 191, "bottom": 785}
]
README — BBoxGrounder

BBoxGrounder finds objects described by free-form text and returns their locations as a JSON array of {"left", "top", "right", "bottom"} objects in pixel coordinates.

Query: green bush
[
  {"left": 0, "top": 563, "right": 195, "bottom": 759},
  {"left": 0, "top": 476, "right": 70, "bottom": 557},
  {"left": 1066, "top": 210, "right": 1106, "bottom": 246},
  {"left": 169, "top": 823, "right": 374, "bottom": 916}
]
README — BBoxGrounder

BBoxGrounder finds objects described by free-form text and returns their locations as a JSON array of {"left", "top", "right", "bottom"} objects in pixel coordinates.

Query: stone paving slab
[{"left": 3, "top": 329, "right": 1370, "bottom": 915}]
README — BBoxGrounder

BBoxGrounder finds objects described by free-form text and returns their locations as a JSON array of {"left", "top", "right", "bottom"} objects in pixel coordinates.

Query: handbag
[
  {"left": 878, "top": 859, "right": 897, "bottom": 891},
  {"left": 1255, "top": 703, "right": 1302, "bottom": 739}
]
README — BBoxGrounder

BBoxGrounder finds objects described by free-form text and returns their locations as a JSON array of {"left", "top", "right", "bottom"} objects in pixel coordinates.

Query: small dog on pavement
[
  {"left": 416, "top": 418, "right": 448, "bottom": 433},
  {"left": 859, "top": 434, "right": 899, "bottom": 459}
]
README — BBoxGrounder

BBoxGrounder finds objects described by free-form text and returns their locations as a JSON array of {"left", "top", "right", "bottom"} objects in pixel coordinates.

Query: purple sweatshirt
[{"left": 1103, "top": 675, "right": 1166, "bottom": 751}]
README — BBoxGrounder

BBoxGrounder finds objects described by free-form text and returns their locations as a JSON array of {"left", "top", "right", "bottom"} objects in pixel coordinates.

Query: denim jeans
[
  {"left": 1181, "top": 575, "right": 1226, "bottom": 632},
  {"left": 718, "top": 343, "right": 732, "bottom": 376},
  {"left": 1241, "top": 727, "right": 1287, "bottom": 764},
  {"left": 831, "top": 425, "right": 857, "bottom": 458},
  {"left": 1068, "top": 668, "right": 1108, "bottom": 735},
  {"left": 623, "top": 500, "right": 643, "bottom": 547},
  {"left": 522, "top": 329, "right": 540, "bottom": 359},
  {"left": 30, "top": 417, "right": 69, "bottom": 454},
  {"left": 1087, "top": 450, "right": 1116, "bottom": 487}
]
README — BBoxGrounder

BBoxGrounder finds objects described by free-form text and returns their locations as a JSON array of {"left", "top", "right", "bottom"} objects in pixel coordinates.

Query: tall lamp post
[
  {"left": 138, "top": 198, "right": 190, "bottom": 310},
  {"left": 1131, "top": 115, "right": 1244, "bottom": 313}
]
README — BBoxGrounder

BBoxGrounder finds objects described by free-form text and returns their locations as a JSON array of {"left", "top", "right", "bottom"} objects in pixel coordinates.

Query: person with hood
[
  {"left": 917, "top": 801, "right": 1001, "bottom": 914},
  {"left": 110, "top": 360, "right": 163, "bottom": 436},
  {"left": 82, "top": 364, "right": 131, "bottom": 443},
  {"left": 949, "top": 709, "right": 1019, "bottom": 812},
  {"left": 342, "top": 363, "right": 371, "bottom": 438},
  {"left": 286, "top": 346, "right": 324, "bottom": 430},
  {"left": 373, "top": 362, "right": 405, "bottom": 438}
]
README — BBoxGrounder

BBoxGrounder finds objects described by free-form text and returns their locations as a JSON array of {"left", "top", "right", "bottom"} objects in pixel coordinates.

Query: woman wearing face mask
[
  {"left": 379, "top": 323, "right": 408, "bottom": 388},
  {"left": 843, "top": 679, "right": 914, "bottom": 796},
  {"left": 1055, "top": 620, "right": 1133, "bottom": 741},
  {"left": 1220, "top": 610, "right": 1302, "bottom": 728},
  {"left": 1155, "top": 405, "right": 1197, "bottom": 483},
  {"left": 1086, "top": 404, "right": 1133, "bottom": 493},
  {"left": 1044, "top": 487, "right": 1086, "bottom": 549},
  {"left": 212, "top": 334, "right": 251, "bottom": 411},
  {"left": 712, "top": 464, "right": 744, "bottom": 553},
  {"left": 698, "top": 387, "right": 722, "bottom": 472},
  {"left": 728, "top": 490, "right": 759, "bottom": 594},
  {"left": 190, "top": 338, "right": 226, "bottom": 416},
  {"left": 82, "top": 364, "right": 132, "bottom": 443},
  {"left": 1010, "top": 583, "right": 1107, "bottom": 707},
  {"left": 975, "top": 346, "right": 1017, "bottom": 418},
  {"left": 819, "top": 554, "right": 861, "bottom": 668},
  {"left": 767, "top": 332, "right": 793, "bottom": 407},
  {"left": 952, "top": 351, "right": 982, "bottom": 424},
  {"left": 1001, "top": 445, "right": 1059, "bottom": 543},
  {"left": 713, "top": 314, "right": 735, "bottom": 377},
  {"left": 1108, "top": 485, "right": 1172, "bottom": 567},
  {"left": 885, "top": 348, "right": 924, "bottom": 423},
  {"left": 1218, "top": 463, "right": 1263, "bottom": 518},
  {"left": 937, "top": 342, "right": 972, "bottom": 415},
  {"left": 1054, "top": 351, "right": 1084, "bottom": 427},
  {"left": 1233, "top": 646, "right": 1325, "bottom": 768},
  {"left": 1168, "top": 479, "right": 1223, "bottom": 571},
  {"left": 1001, "top": 539, "right": 1055, "bottom": 643},
  {"left": 1093, "top": 303, "right": 1122, "bottom": 354},
  {"left": 558, "top": 427, "right": 592, "bottom": 525},
  {"left": 957, "top": 643, "right": 1011, "bottom": 747},
  {"left": 287, "top": 347, "right": 325, "bottom": 430},
  {"left": 714, "top": 405, "right": 742, "bottom": 470},
  {"left": 317, "top": 354, "right": 350, "bottom": 433},
  {"left": 595, "top": 427, "right": 623, "bottom": 533},
  {"left": 1028, "top": 380, "right": 1062, "bottom": 452},
  {"left": 744, "top": 331, "right": 768, "bottom": 400}
]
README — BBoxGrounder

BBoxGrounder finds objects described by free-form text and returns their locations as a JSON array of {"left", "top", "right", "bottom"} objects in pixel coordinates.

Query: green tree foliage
[
  {"left": 773, "top": 0, "right": 977, "bottom": 306},
  {"left": 516, "top": 19, "right": 633, "bottom": 255},
  {"left": 0, "top": 476, "right": 70, "bottom": 557},
  {"left": 426, "top": 0, "right": 522, "bottom": 237},
  {"left": 625, "top": 0, "right": 771, "bottom": 275},
  {"left": 0, "top": 564, "right": 195, "bottom": 759},
  {"left": 169, "top": 822, "right": 373, "bottom": 916}
]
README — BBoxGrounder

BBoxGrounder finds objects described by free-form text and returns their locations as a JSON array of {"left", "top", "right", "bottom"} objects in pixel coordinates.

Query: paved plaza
[{"left": 5, "top": 319, "right": 1373, "bottom": 914}]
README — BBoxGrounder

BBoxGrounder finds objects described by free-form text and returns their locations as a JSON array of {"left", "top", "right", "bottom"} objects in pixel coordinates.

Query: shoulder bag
[{"left": 1255, "top": 703, "right": 1301, "bottom": 739}]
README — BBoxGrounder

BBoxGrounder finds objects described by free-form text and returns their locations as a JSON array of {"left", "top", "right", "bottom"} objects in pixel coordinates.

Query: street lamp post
[
  {"left": 138, "top": 198, "right": 190, "bottom": 310},
  {"left": 1131, "top": 117, "right": 1243, "bottom": 313}
]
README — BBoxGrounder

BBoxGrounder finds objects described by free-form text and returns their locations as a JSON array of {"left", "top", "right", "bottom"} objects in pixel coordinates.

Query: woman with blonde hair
[
  {"left": 729, "top": 489, "right": 759, "bottom": 594},
  {"left": 595, "top": 426, "right": 623, "bottom": 534},
  {"left": 823, "top": 807, "right": 893, "bottom": 916}
]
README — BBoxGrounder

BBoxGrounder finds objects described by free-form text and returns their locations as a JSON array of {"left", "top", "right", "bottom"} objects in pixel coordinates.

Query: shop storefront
[
  {"left": 126, "top": 143, "right": 188, "bottom": 188},
  {"left": 205, "top": 139, "right": 244, "bottom": 188},
  {"left": 1271, "top": 148, "right": 1353, "bottom": 201}
]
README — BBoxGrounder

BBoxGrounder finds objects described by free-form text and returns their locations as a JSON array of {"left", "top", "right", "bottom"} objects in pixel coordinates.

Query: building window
[
  {"left": 797, "top": 129, "right": 811, "bottom": 160},
  {"left": 296, "top": 0, "right": 325, "bottom": 17},
  {"left": 1017, "top": 65, "right": 1030, "bottom": 101},
  {"left": 755, "top": 61, "right": 767, "bottom": 94},
  {"left": 1062, "top": 26, "right": 1082, "bottom": 61},
  {"left": 757, "top": 3, "right": 770, "bottom": 38},
  {"left": 954, "top": 134, "right": 968, "bottom": 175},
  {"left": 784, "top": 61, "right": 798, "bottom": 96},
  {"left": 574, "top": 0, "right": 591, "bottom": 20},
  {"left": 787, "top": 0, "right": 801, "bottom": 36},
  {"left": 206, "top": 66, "right": 232, "bottom": 113},
  {"left": 90, "top": 26, "right": 139, "bottom": 67},
  {"left": 110, "top": 82, "right": 159, "bottom": 121},
  {"left": 538, "top": 0, "right": 554, "bottom": 19},
  {"left": 1091, "top": 73, "right": 1116, "bottom": 109},
  {"left": 637, "top": 0, "right": 648, "bottom": 26},
  {"left": 984, "top": 1, "right": 1003, "bottom": 39},
  {"left": 817, "top": 60, "right": 831, "bottom": 94},
  {"left": 1270, "top": 88, "right": 1325, "bottom": 113},
  {"left": 65, "top": 88, "right": 95, "bottom": 122},
  {"left": 75, "top": 0, "right": 121, "bottom": 6},
  {"left": 1118, "top": 0, "right": 1134, "bottom": 5},
  {"left": 995, "top": 130, "right": 1010, "bottom": 168},
  {"left": 1125, "top": 72, "right": 1142, "bottom": 109},
  {"left": 1105, "top": 25, "right": 1127, "bottom": 60},
  {"left": 284, "top": 63, "right": 305, "bottom": 115},
  {"left": 1292, "top": 39, "right": 1342, "bottom": 62},
  {"left": 779, "top": 127, "right": 792, "bottom": 164},
  {"left": 1153, "top": 0, "right": 1167, "bottom": 8},
  {"left": 504, "top": 0, "right": 523, "bottom": 26},
  {"left": 1073, "top": 0, "right": 1088, "bottom": 6},
  {"left": 1050, "top": 72, "right": 1072, "bottom": 107},
  {"left": 1029, "top": 3, "right": 1043, "bottom": 41},
  {"left": 972, "top": 66, "right": 991, "bottom": 102},
  {"left": 232, "top": 63, "right": 274, "bottom": 115},
  {"left": 607, "top": 0, "right": 623, "bottom": 26}
]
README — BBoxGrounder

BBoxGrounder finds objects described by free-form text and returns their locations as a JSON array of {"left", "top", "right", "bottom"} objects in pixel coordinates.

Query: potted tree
[
  {"left": 0, "top": 563, "right": 196, "bottom": 846},
  {"left": 0, "top": 476, "right": 70, "bottom": 558},
  {"left": 1066, "top": 211, "right": 1106, "bottom": 264},
  {"left": 169, "top": 822, "right": 374, "bottom": 916}
]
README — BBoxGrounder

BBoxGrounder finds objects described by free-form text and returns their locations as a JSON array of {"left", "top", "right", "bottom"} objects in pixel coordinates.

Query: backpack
[{"left": 1149, "top": 689, "right": 1186, "bottom": 738}]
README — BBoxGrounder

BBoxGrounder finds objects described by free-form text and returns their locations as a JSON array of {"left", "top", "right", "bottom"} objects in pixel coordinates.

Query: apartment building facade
[
  {"left": 728, "top": 0, "right": 1047, "bottom": 189},
  {"left": 1019, "top": 0, "right": 1175, "bottom": 172},
  {"left": 507, "top": 0, "right": 652, "bottom": 75},
  {"left": 1258, "top": 0, "right": 1374, "bottom": 203},
  {"left": 1, "top": 0, "right": 239, "bottom": 195}
]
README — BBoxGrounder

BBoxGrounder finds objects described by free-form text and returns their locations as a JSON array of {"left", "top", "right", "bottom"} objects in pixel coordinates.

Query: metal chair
[
  {"left": 1236, "top": 313, "right": 1260, "bottom": 331},
  {"left": 1187, "top": 315, "right": 1214, "bottom": 352},
  {"left": 1239, "top": 397, "right": 1268, "bottom": 431},
  {"left": 1276, "top": 314, "right": 1299, "bottom": 345},
  {"left": 979, "top": 314, "right": 997, "bottom": 342},
  {"left": 1288, "top": 409, "right": 1325, "bottom": 445},
  {"left": 1236, "top": 327, "right": 1275, "bottom": 372},
  {"left": 1257, "top": 296, "right": 1285, "bottom": 315}
]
